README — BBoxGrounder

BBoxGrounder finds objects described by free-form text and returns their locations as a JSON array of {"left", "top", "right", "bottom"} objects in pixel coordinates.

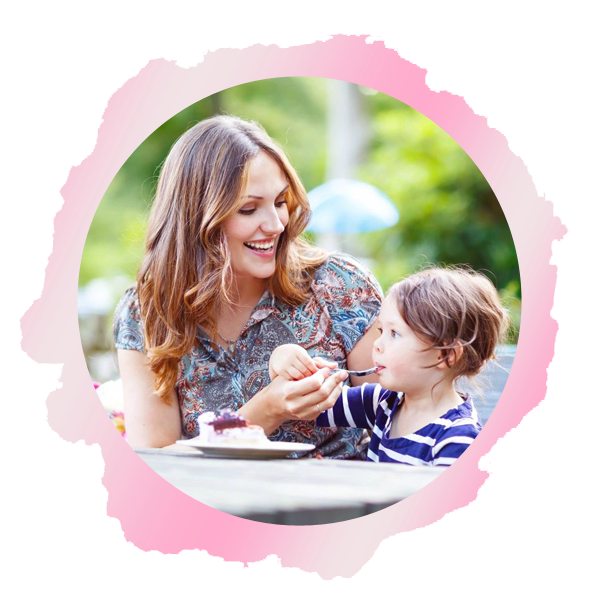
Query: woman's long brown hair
[{"left": 137, "top": 115, "right": 328, "bottom": 399}]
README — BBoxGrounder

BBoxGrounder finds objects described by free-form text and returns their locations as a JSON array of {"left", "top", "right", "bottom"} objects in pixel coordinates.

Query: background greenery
[{"left": 80, "top": 77, "right": 520, "bottom": 349}]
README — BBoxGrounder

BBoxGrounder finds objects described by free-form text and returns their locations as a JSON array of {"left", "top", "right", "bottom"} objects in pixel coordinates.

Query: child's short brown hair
[{"left": 388, "top": 266, "right": 511, "bottom": 379}]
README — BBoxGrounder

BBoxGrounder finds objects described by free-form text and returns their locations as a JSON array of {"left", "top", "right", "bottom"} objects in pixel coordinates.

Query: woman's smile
[{"left": 243, "top": 236, "right": 277, "bottom": 258}]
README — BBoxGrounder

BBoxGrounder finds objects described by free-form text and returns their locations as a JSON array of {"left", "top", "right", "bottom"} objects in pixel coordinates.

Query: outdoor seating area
[
  {"left": 96, "top": 349, "right": 512, "bottom": 523},
  {"left": 80, "top": 79, "right": 520, "bottom": 526}
]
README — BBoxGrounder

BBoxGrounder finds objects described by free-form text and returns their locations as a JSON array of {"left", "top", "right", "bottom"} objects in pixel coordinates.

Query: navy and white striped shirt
[{"left": 316, "top": 383, "right": 482, "bottom": 466}]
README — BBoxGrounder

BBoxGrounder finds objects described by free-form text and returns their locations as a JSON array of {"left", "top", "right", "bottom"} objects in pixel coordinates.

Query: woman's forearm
[{"left": 237, "top": 381, "right": 287, "bottom": 435}]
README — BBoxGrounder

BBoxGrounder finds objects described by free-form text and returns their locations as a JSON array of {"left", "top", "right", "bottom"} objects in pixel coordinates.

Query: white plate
[{"left": 176, "top": 439, "right": 316, "bottom": 459}]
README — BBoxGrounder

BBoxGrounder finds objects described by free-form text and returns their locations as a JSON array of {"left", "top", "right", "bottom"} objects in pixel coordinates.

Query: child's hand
[
  {"left": 270, "top": 345, "right": 337, "bottom": 381},
  {"left": 312, "top": 356, "right": 339, "bottom": 371}
]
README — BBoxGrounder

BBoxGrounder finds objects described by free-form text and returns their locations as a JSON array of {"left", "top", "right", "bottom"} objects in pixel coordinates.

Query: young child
[{"left": 269, "top": 267, "right": 510, "bottom": 466}]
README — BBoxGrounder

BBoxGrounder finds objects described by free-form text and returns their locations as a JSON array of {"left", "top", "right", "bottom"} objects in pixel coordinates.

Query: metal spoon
[
  {"left": 316, "top": 356, "right": 380, "bottom": 377},
  {"left": 330, "top": 366, "right": 380, "bottom": 377}
]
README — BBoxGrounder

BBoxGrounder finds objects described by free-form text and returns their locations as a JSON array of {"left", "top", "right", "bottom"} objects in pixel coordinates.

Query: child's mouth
[{"left": 375, "top": 365, "right": 385, "bottom": 373}]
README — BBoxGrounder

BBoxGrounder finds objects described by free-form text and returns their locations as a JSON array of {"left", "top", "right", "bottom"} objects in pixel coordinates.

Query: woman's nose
[{"left": 261, "top": 208, "right": 285, "bottom": 235}]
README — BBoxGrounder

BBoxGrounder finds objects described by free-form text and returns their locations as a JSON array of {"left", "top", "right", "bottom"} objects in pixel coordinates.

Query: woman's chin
[
  {"left": 234, "top": 261, "right": 277, "bottom": 281},
  {"left": 252, "top": 265, "right": 277, "bottom": 280}
]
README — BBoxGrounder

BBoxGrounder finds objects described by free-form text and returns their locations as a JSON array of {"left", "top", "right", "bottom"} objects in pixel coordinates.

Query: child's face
[{"left": 372, "top": 295, "right": 442, "bottom": 394}]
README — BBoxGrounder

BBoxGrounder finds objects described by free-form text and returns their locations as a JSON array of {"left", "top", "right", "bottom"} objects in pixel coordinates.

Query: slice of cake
[{"left": 197, "top": 410, "right": 269, "bottom": 446}]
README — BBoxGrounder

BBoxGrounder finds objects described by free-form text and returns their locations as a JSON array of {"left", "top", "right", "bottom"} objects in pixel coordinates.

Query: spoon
[
  {"left": 336, "top": 366, "right": 380, "bottom": 377},
  {"left": 319, "top": 356, "right": 380, "bottom": 376},
  {"left": 316, "top": 356, "right": 380, "bottom": 377}
]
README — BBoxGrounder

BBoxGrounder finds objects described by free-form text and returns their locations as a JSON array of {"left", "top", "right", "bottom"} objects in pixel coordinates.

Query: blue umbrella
[{"left": 306, "top": 178, "right": 399, "bottom": 234}]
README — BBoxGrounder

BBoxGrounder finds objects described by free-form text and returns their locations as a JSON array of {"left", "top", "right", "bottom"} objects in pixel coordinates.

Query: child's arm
[
  {"left": 316, "top": 383, "right": 386, "bottom": 430},
  {"left": 269, "top": 344, "right": 337, "bottom": 381},
  {"left": 430, "top": 423, "right": 481, "bottom": 466}
]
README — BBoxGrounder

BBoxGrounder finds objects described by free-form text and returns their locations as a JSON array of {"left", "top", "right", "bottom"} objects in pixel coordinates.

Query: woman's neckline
[{"left": 198, "top": 286, "right": 275, "bottom": 350}]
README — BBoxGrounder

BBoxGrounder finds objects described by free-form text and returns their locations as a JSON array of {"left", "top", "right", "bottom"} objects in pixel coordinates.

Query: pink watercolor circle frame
[{"left": 21, "top": 36, "right": 565, "bottom": 579}]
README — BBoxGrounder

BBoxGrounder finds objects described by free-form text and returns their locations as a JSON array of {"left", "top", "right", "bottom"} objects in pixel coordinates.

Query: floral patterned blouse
[{"left": 113, "top": 253, "right": 383, "bottom": 459}]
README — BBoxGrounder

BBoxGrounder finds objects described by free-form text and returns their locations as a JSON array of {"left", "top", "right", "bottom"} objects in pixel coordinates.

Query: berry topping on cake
[
  {"left": 209, "top": 411, "right": 249, "bottom": 432},
  {"left": 197, "top": 410, "right": 268, "bottom": 445}
]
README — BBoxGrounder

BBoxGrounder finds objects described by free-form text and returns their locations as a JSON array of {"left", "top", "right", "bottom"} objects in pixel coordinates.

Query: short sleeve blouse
[{"left": 113, "top": 253, "right": 383, "bottom": 459}]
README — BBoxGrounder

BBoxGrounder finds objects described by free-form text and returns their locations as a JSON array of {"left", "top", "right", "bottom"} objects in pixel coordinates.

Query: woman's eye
[{"left": 238, "top": 199, "right": 286, "bottom": 215}]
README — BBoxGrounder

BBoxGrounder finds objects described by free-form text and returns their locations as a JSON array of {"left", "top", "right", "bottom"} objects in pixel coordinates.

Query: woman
[{"left": 114, "top": 115, "right": 382, "bottom": 458}]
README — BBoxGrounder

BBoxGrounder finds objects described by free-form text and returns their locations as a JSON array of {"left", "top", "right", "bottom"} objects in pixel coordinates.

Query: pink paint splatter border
[{"left": 21, "top": 36, "right": 565, "bottom": 579}]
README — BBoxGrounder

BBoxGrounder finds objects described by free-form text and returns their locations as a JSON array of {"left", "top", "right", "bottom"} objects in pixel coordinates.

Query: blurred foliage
[
  {"left": 357, "top": 92, "right": 519, "bottom": 296},
  {"left": 80, "top": 77, "right": 520, "bottom": 342}
]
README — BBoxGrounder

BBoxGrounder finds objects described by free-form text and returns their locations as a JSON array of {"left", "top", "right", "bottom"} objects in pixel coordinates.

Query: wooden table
[{"left": 135, "top": 448, "right": 445, "bottom": 525}]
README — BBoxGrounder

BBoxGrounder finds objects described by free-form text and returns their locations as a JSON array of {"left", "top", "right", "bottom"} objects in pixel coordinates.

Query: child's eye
[
  {"left": 391, "top": 330, "right": 400, "bottom": 339},
  {"left": 377, "top": 327, "right": 383, "bottom": 334}
]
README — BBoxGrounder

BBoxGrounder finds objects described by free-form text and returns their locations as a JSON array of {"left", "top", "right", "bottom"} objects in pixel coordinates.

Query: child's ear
[{"left": 437, "top": 342, "right": 464, "bottom": 368}]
